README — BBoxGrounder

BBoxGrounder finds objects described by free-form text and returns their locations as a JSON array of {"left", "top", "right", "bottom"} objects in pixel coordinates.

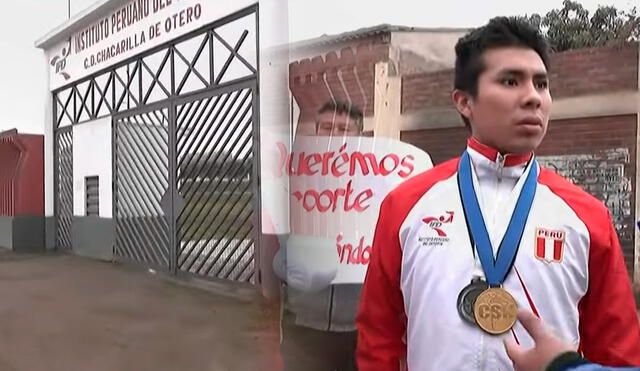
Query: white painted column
[{"left": 257, "top": 0, "right": 290, "bottom": 299}]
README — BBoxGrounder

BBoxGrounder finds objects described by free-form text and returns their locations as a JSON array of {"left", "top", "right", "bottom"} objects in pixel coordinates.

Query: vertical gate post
[{"left": 169, "top": 103, "right": 178, "bottom": 274}]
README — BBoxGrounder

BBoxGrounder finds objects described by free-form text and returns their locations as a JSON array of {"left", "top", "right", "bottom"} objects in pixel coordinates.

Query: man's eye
[
  {"left": 536, "top": 80, "right": 549, "bottom": 89},
  {"left": 501, "top": 78, "right": 518, "bottom": 87}
]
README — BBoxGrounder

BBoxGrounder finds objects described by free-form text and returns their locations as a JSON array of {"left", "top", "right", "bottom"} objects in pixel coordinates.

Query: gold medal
[{"left": 473, "top": 287, "right": 518, "bottom": 335}]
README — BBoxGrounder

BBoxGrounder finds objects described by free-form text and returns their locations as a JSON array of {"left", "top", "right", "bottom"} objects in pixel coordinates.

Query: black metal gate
[
  {"left": 55, "top": 127, "right": 73, "bottom": 251},
  {"left": 52, "top": 6, "right": 259, "bottom": 283},
  {"left": 113, "top": 81, "right": 258, "bottom": 282},
  {"left": 175, "top": 84, "right": 257, "bottom": 282},
  {"left": 114, "top": 107, "right": 171, "bottom": 269}
]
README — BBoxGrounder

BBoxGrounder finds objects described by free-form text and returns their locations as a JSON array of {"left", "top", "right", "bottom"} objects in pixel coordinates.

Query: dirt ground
[
  {"left": 0, "top": 249, "right": 282, "bottom": 371},
  {"left": 1, "top": 248, "right": 638, "bottom": 371}
]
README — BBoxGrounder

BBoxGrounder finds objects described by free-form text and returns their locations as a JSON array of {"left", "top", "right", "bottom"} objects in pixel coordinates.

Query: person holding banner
[
  {"left": 274, "top": 98, "right": 432, "bottom": 370},
  {"left": 356, "top": 16, "right": 640, "bottom": 371},
  {"left": 274, "top": 100, "right": 364, "bottom": 371}
]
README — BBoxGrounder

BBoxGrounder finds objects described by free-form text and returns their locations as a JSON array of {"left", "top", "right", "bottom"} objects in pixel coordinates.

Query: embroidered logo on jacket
[
  {"left": 422, "top": 211, "right": 454, "bottom": 237},
  {"left": 419, "top": 211, "right": 454, "bottom": 247},
  {"left": 535, "top": 227, "right": 565, "bottom": 263}
]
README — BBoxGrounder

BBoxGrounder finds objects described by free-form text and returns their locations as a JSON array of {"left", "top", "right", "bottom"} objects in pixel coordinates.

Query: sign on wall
[{"left": 46, "top": 0, "right": 255, "bottom": 90}]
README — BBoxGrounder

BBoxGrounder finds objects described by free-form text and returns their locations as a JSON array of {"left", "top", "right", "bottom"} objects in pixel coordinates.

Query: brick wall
[
  {"left": 549, "top": 43, "right": 639, "bottom": 98},
  {"left": 402, "top": 70, "right": 454, "bottom": 113},
  {"left": 401, "top": 42, "right": 639, "bottom": 113},
  {"left": 400, "top": 125, "right": 468, "bottom": 164},
  {"left": 401, "top": 114, "right": 638, "bottom": 275},
  {"left": 289, "top": 41, "right": 389, "bottom": 133}
]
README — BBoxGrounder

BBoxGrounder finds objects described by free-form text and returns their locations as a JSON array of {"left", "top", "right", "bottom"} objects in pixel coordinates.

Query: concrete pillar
[
  {"left": 257, "top": 0, "right": 290, "bottom": 300},
  {"left": 373, "top": 61, "right": 402, "bottom": 140},
  {"left": 43, "top": 54, "right": 56, "bottom": 251}
]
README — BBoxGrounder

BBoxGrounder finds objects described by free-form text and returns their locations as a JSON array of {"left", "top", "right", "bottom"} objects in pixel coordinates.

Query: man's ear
[{"left": 452, "top": 89, "right": 473, "bottom": 122}]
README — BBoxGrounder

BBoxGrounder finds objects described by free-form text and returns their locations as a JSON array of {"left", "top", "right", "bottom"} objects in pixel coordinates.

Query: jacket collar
[{"left": 467, "top": 137, "right": 532, "bottom": 167}]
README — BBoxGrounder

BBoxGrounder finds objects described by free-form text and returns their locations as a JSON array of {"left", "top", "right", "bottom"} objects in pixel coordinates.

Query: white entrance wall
[{"left": 72, "top": 117, "right": 112, "bottom": 217}]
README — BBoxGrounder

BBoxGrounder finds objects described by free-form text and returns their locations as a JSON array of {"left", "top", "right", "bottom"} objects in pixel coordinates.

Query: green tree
[{"left": 520, "top": 0, "right": 640, "bottom": 51}]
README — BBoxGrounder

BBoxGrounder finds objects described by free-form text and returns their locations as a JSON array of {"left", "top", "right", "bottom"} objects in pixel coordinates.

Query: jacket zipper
[{"left": 497, "top": 153, "right": 506, "bottom": 182}]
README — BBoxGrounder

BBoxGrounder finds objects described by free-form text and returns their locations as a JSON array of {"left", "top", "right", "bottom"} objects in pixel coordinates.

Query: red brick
[{"left": 401, "top": 43, "right": 639, "bottom": 112}]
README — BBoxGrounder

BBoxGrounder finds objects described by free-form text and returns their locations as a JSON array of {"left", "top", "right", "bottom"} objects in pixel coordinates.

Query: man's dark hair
[
  {"left": 454, "top": 17, "right": 550, "bottom": 126},
  {"left": 316, "top": 99, "right": 364, "bottom": 132}
]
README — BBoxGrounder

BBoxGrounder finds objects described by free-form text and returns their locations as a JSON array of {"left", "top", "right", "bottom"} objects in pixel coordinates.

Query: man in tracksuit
[
  {"left": 356, "top": 17, "right": 640, "bottom": 370},
  {"left": 274, "top": 100, "right": 362, "bottom": 371}
]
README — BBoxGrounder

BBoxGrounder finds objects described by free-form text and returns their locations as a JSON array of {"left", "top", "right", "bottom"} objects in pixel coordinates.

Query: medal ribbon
[{"left": 458, "top": 151, "right": 538, "bottom": 287}]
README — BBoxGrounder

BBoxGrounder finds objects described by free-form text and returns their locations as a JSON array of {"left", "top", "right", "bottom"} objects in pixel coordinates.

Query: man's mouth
[{"left": 516, "top": 117, "right": 543, "bottom": 127}]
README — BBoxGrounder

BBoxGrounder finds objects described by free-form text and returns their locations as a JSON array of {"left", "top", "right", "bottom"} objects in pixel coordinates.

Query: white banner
[
  {"left": 277, "top": 136, "right": 433, "bottom": 284},
  {"left": 46, "top": 0, "right": 255, "bottom": 90}
]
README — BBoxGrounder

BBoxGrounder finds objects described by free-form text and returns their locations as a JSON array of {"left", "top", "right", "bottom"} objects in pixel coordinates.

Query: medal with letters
[{"left": 457, "top": 150, "right": 538, "bottom": 335}]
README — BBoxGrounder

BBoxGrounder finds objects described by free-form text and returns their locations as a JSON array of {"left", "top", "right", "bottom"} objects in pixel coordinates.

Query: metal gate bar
[{"left": 55, "top": 128, "right": 73, "bottom": 250}]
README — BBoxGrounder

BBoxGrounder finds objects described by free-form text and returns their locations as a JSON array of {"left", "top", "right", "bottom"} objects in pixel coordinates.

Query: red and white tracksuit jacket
[{"left": 356, "top": 138, "right": 640, "bottom": 370}]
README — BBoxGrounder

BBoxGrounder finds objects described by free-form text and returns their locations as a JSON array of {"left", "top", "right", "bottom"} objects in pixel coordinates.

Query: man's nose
[{"left": 522, "top": 82, "right": 542, "bottom": 109}]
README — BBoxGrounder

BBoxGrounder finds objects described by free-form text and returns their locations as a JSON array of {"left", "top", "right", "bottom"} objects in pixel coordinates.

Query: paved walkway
[{"left": 0, "top": 249, "right": 281, "bottom": 371}]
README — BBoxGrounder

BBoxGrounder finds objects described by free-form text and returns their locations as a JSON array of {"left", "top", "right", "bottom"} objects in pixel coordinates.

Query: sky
[
  {"left": 287, "top": 0, "right": 638, "bottom": 41},
  {"left": 0, "top": 0, "right": 637, "bottom": 134}
]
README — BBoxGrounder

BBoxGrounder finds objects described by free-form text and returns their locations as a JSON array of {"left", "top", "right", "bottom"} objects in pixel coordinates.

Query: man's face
[
  {"left": 455, "top": 47, "right": 552, "bottom": 154},
  {"left": 316, "top": 111, "right": 361, "bottom": 137}
]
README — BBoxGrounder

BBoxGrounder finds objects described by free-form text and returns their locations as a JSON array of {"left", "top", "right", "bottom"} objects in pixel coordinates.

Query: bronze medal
[
  {"left": 457, "top": 278, "right": 489, "bottom": 325},
  {"left": 473, "top": 287, "right": 518, "bottom": 335}
]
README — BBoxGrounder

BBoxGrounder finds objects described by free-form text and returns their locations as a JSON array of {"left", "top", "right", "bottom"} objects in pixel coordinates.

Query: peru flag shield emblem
[{"left": 535, "top": 227, "right": 565, "bottom": 263}]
